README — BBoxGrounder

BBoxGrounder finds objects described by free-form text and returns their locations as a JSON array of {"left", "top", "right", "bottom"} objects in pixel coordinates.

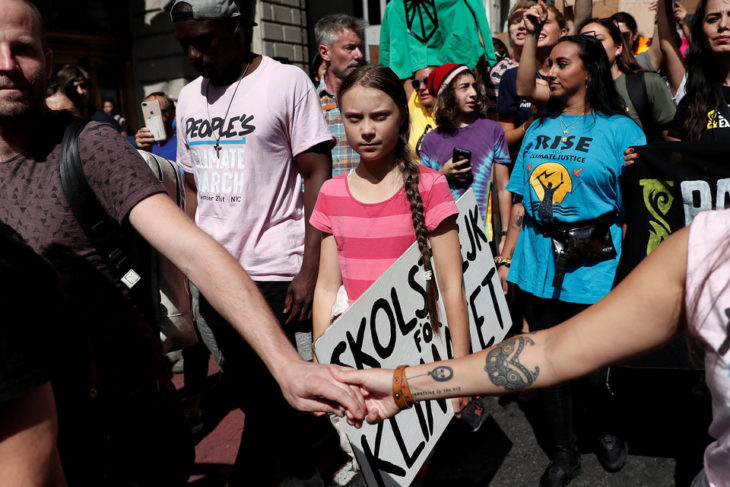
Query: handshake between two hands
[{"left": 283, "top": 363, "right": 403, "bottom": 427}]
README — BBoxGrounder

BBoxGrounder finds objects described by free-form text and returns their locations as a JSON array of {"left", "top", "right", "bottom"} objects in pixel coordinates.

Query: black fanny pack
[{"left": 533, "top": 211, "right": 618, "bottom": 288}]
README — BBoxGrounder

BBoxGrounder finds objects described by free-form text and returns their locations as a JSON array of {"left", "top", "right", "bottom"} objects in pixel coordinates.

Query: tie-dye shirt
[
  {"left": 420, "top": 117, "right": 510, "bottom": 239},
  {"left": 685, "top": 209, "right": 730, "bottom": 486}
]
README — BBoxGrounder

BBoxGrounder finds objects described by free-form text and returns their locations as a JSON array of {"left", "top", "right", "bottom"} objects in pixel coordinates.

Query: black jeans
[
  {"left": 199, "top": 281, "right": 315, "bottom": 486},
  {"left": 521, "top": 290, "right": 617, "bottom": 458}
]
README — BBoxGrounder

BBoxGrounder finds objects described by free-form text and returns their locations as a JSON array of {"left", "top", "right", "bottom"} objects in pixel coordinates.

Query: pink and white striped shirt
[{"left": 311, "top": 166, "right": 458, "bottom": 303}]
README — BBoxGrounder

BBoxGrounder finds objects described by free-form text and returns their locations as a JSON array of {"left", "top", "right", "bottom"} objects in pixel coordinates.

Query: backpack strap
[
  {"left": 625, "top": 72, "right": 655, "bottom": 138},
  {"left": 59, "top": 117, "right": 141, "bottom": 289}
]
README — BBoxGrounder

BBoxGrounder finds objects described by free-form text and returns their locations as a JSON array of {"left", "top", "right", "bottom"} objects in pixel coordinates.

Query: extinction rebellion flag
[{"left": 617, "top": 140, "right": 730, "bottom": 368}]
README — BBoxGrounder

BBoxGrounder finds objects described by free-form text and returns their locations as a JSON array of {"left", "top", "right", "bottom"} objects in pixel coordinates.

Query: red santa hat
[{"left": 427, "top": 63, "right": 470, "bottom": 97}]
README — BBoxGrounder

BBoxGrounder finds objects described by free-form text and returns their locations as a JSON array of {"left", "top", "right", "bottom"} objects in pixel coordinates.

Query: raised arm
[
  {"left": 339, "top": 225, "right": 688, "bottom": 423},
  {"left": 128, "top": 193, "right": 364, "bottom": 421},
  {"left": 657, "top": 0, "right": 687, "bottom": 95},
  {"left": 516, "top": 1, "right": 551, "bottom": 103},
  {"left": 571, "top": 0, "right": 593, "bottom": 35}
]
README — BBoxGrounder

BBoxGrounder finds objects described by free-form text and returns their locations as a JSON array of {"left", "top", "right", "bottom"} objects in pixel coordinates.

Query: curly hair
[{"left": 433, "top": 70, "right": 485, "bottom": 136}]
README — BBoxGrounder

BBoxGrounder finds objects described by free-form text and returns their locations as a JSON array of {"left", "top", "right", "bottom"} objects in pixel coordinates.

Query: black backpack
[
  {"left": 58, "top": 117, "right": 194, "bottom": 486},
  {"left": 625, "top": 71, "right": 659, "bottom": 141}
]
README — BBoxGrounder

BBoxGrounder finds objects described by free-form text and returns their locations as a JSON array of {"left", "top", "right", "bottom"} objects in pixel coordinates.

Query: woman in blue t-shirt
[
  {"left": 496, "top": 35, "right": 645, "bottom": 486},
  {"left": 420, "top": 64, "right": 512, "bottom": 247}
]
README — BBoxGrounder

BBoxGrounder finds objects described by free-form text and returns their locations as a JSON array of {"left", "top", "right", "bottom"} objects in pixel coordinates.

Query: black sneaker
[
  {"left": 539, "top": 446, "right": 581, "bottom": 487},
  {"left": 595, "top": 433, "right": 628, "bottom": 472}
]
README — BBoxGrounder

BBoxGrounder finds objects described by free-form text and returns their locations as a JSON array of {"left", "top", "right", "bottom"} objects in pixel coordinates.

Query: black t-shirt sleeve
[
  {"left": 0, "top": 223, "right": 59, "bottom": 403},
  {"left": 667, "top": 100, "right": 688, "bottom": 140},
  {"left": 497, "top": 68, "right": 518, "bottom": 116}
]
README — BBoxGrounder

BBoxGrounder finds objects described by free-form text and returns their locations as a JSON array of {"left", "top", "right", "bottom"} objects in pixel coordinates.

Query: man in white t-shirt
[{"left": 172, "top": 0, "right": 333, "bottom": 485}]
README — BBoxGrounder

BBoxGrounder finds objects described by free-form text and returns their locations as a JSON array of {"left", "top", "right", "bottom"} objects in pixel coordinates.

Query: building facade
[{"left": 34, "top": 0, "right": 503, "bottom": 130}]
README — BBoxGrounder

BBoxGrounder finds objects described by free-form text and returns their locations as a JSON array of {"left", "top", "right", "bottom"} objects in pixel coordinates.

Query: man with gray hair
[{"left": 315, "top": 14, "right": 366, "bottom": 177}]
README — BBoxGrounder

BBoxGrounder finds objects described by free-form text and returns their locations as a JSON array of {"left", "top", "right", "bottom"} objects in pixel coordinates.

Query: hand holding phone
[
  {"left": 452, "top": 147, "right": 473, "bottom": 183},
  {"left": 141, "top": 99, "right": 166, "bottom": 142}
]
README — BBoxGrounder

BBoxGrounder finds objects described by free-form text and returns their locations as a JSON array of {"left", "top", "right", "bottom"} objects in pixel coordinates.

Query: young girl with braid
[
  {"left": 310, "top": 64, "right": 471, "bottom": 411},
  {"left": 310, "top": 64, "right": 471, "bottom": 478}
]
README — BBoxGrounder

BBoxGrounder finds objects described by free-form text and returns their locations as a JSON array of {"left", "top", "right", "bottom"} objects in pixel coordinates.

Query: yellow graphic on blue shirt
[{"left": 529, "top": 162, "right": 575, "bottom": 220}]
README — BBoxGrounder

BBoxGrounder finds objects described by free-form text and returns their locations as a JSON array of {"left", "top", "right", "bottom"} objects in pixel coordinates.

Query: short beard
[{"left": 0, "top": 100, "right": 45, "bottom": 126}]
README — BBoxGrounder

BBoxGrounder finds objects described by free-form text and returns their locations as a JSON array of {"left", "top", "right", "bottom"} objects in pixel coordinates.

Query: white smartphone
[{"left": 141, "top": 99, "right": 166, "bottom": 141}]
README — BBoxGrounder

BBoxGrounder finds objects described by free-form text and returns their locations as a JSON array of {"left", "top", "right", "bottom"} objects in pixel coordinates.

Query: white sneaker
[{"left": 330, "top": 460, "right": 363, "bottom": 487}]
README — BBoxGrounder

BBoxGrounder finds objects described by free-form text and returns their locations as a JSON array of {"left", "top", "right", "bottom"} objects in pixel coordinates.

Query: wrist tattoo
[{"left": 484, "top": 336, "right": 539, "bottom": 391}]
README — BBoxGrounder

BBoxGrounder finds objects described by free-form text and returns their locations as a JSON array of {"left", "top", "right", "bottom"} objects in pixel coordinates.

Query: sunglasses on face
[{"left": 411, "top": 77, "right": 429, "bottom": 90}]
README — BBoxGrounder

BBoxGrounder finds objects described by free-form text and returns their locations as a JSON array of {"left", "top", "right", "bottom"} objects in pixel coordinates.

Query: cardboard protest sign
[{"left": 314, "top": 189, "right": 511, "bottom": 487}]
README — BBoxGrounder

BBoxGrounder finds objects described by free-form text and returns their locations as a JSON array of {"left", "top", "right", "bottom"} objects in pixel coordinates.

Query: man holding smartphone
[{"left": 135, "top": 92, "right": 177, "bottom": 161}]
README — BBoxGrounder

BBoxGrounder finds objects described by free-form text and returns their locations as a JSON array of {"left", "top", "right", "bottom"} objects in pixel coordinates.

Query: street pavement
[{"left": 177, "top": 363, "right": 710, "bottom": 486}]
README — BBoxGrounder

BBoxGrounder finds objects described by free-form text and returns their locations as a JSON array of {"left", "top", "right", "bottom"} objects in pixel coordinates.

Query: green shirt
[
  {"left": 379, "top": 0, "right": 496, "bottom": 79},
  {"left": 614, "top": 72, "right": 676, "bottom": 136}
]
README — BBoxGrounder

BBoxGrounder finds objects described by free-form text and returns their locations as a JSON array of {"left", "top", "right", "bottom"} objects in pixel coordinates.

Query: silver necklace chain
[{"left": 205, "top": 60, "right": 252, "bottom": 158}]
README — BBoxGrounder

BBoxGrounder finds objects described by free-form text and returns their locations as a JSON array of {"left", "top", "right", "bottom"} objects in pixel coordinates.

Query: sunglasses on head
[{"left": 411, "top": 77, "right": 429, "bottom": 90}]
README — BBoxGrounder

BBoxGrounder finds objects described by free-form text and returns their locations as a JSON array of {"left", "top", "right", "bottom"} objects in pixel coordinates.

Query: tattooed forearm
[
  {"left": 484, "top": 336, "right": 540, "bottom": 391},
  {"left": 412, "top": 386, "right": 462, "bottom": 398},
  {"left": 408, "top": 365, "right": 454, "bottom": 382}
]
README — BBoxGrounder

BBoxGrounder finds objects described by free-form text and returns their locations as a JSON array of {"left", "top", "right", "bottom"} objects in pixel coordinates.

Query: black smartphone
[
  {"left": 452, "top": 147, "right": 473, "bottom": 186},
  {"left": 453, "top": 147, "right": 471, "bottom": 164}
]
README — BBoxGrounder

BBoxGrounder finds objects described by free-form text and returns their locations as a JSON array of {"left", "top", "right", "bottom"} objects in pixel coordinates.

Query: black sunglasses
[{"left": 411, "top": 77, "right": 429, "bottom": 90}]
